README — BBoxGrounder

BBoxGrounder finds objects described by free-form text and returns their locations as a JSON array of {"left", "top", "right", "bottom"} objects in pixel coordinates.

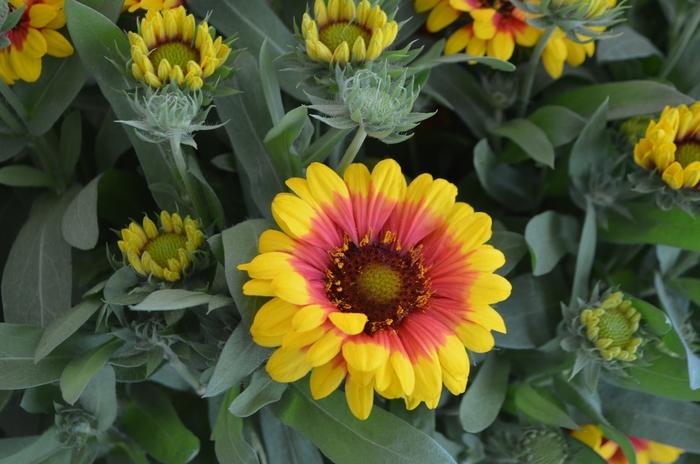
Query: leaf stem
[
  {"left": 337, "top": 126, "right": 367, "bottom": 174},
  {"left": 659, "top": 4, "right": 700, "bottom": 79},
  {"left": 518, "top": 26, "right": 556, "bottom": 117}
]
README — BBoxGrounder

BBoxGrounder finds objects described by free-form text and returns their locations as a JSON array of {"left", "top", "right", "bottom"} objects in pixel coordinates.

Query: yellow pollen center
[
  {"left": 319, "top": 22, "right": 371, "bottom": 52},
  {"left": 597, "top": 308, "right": 636, "bottom": 347},
  {"left": 149, "top": 42, "right": 199, "bottom": 69},
  {"left": 357, "top": 263, "right": 402, "bottom": 304},
  {"left": 676, "top": 142, "right": 700, "bottom": 167},
  {"left": 145, "top": 233, "right": 187, "bottom": 267}
]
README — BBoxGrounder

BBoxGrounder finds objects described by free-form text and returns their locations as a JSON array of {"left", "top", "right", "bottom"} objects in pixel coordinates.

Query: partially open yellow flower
[
  {"left": 118, "top": 211, "right": 205, "bottom": 282},
  {"left": 123, "top": 0, "right": 183, "bottom": 13},
  {"left": 572, "top": 424, "right": 683, "bottom": 464},
  {"left": 301, "top": 0, "right": 398, "bottom": 65},
  {"left": 0, "top": 0, "right": 74, "bottom": 85},
  {"left": 128, "top": 6, "right": 231, "bottom": 90},
  {"left": 634, "top": 103, "right": 700, "bottom": 190}
]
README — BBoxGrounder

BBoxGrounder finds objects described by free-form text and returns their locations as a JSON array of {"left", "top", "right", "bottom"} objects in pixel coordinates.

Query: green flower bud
[
  {"left": 512, "top": 0, "right": 626, "bottom": 39},
  {"left": 308, "top": 65, "right": 434, "bottom": 144},
  {"left": 517, "top": 428, "right": 569, "bottom": 464},
  {"left": 118, "top": 85, "right": 222, "bottom": 149},
  {"left": 55, "top": 406, "right": 97, "bottom": 449}
]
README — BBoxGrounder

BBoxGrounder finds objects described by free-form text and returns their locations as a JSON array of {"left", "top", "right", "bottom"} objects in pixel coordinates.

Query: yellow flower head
[
  {"left": 572, "top": 424, "right": 683, "bottom": 464},
  {"left": 123, "top": 0, "right": 183, "bottom": 13},
  {"left": 0, "top": 0, "right": 74, "bottom": 85},
  {"left": 238, "top": 159, "right": 511, "bottom": 420},
  {"left": 128, "top": 6, "right": 231, "bottom": 90},
  {"left": 302, "top": 0, "right": 399, "bottom": 65},
  {"left": 634, "top": 103, "right": 700, "bottom": 191},
  {"left": 118, "top": 211, "right": 205, "bottom": 282},
  {"left": 579, "top": 292, "right": 642, "bottom": 362},
  {"left": 541, "top": 28, "right": 596, "bottom": 78}
]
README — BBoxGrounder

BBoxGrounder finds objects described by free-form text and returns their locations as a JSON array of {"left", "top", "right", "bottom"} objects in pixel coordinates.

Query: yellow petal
[
  {"left": 328, "top": 312, "right": 368, "bottom": 335},
  {"left": 468, "top": 273, "right": 512, "bottom": 306},
  {"left": 342, "top": 340, "right": 389, "bottom": 372},
  {"left": 310, "top": 361, "right": 346, "bottom": 399},
  {"left": 306, "top": 330, "right": 344, "bottom": 366},
  {"left": 390, "top": 351, "right": 415, "bottom": 395},
  {"left": 238, "top": 252, "right": 293, "bottom": 280},
  {"left": 292, "top": 305, "right": 328, "bottom": 332},
  {"left": 266, "top": 348, "right": 312, "bottom": 383},
  {"left": 345, "top": 372, "right": 374, "bottom": 420},
  {"left": 455, "top": 321, "right": 495, "bottom": 353},
  {"left": 272, "top": 271, "right": 311, "bottom": 305},
  {"left": 272, "top": 193, "right": 317, "bottom": 239}
]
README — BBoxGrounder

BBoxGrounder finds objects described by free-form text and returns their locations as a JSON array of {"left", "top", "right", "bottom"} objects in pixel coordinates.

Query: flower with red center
[
  {"left": 572, "top": 425, "right": 683, "bottom": 464},
  {"left": 0, "top": 0, "right": 73, "bottom": 85},
  {"left": 238, "top": 159, "right": 511, "bottom": 419},
  {"left": 446, "top": 0, "right": 538, "bottom": 60}
]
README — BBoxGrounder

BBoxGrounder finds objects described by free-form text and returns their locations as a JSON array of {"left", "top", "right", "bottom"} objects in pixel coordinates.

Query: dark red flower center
[{"left": 325, "top": 232, "right": 432, "bottom": 334}]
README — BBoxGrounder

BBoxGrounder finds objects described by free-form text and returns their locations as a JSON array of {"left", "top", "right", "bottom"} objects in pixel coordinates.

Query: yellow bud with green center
[
  {"left": 149, "top": 42, "right": 200, "bottom": 70},
  {"left": 145, "top": 233, "right": 188, "bottom": 268},
  {"left": 357, "top": 263, "right": 402, "bottom": 304},
  {"left": 319, "top": 23, "right": 371, "bottom": 54},
  {"left": 581, "top": 292, "right": 642, "bottom": 362},
  {"left": 676, "top": 142, "right": 700, "bottom": 168}
]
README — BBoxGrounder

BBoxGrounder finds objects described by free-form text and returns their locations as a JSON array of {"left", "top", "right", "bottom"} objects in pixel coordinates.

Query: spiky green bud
[
  {"left": 308, "top": 65, "right": 434, "bottom": 144},
  {"left": 512, "top": 0, "right": 626, "bottom": 39},
  {"left": 518, "top": 428, "right": 569, "bottom": 464}
]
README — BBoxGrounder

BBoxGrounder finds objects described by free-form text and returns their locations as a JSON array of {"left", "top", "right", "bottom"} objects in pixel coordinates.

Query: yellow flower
[
  {"left": 238, "top": 159, "right": 511, "bottom": 420},
  {"left": 302, "top": 0, "right": 398, "bottom": 65},
  {"left": 579, "top": 292, "right": 642, "bottom": 362},
  {"left": 572, "top": 425, "right": 683, "bottom": 464},
  {"left": 118, "top": 211, "right": 205, "bottom": 282},
  {"left": 123, "top": 0, "right": 183, "bottom": 13},
  {"left": 0, "top": 0, "right": 74, "bottom": 85},
  {"left": 128, "top": 6, "right": 231, "bottom": 90},
  {"left": 633, "top": 103, "right": 700, "bottom": 190},
  {"left": 445, "top": 0, "right": 539, "bottom": 61}
]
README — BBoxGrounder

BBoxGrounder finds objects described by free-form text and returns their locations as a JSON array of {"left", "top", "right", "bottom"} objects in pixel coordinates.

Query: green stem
[
  {"left": 518, "top": 26, "right": 556, "bottom": 117},
  {"left": 659, "top": 5, "right": 700, "bottom": 79},
  {"left": 337, "top": 126, "right": 367, "bottom": 174},
  {"left": 570, "top": 197, "right": 597, "bottom": 306},
  {"left": 168, "top": 138, "right": 207, "bottom": 222},
  {"left": 160, "top": 343, "right": 205, "bottom": 396}
]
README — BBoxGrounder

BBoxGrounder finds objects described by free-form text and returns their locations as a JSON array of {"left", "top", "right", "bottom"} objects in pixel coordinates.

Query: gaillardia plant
[{"left": 239, "top": 159, "right": 511, "bottom": 419}]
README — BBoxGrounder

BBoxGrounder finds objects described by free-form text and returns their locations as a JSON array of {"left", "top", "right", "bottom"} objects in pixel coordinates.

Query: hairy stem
[
  {"left": 518, "top": 26, "right": 556, "bottom": 117},
  {"left": 337, "top": 126, "right": 367, "bottom": 174}
]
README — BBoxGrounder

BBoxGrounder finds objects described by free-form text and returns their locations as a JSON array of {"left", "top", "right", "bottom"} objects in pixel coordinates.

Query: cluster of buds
[
  {"left": 580, "top": 292, "right": 642, "bottom": 362},
  {"left": 484, "top": 424, "right": 569, "bottom": 464},
  {"left": 308, "top": 65, "right": 434, "bottom": 144}
]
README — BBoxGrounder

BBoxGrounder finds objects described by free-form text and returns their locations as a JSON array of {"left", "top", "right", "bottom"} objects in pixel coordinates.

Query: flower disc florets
[{"left": 308, "top": 66, "right": 434, "bottom": 143}]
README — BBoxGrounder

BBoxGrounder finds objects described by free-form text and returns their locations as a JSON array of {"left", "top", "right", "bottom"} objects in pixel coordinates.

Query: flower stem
[
  {"left": 518, "top": 26, "right": 556, "bottom": 117},
  {"left": 168, "top": 138, "right": 207, "bottom": 223},
  {"left": 337, "top": 126, "right": 367, "bottom": 174},
  {"left": 31, "top": 134, "right": 66, "bottom": 192},
  {"left": 659, "top": 5, "right": 700, "bottom": 79}
]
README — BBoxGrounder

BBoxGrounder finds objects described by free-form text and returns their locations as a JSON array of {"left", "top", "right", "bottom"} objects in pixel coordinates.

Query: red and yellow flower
[
  {"left": 572, "top": 425, "right": 683, "bottom": 464},
  {"left": 0, "top": 0, "right": 73, "bottom": 85},
  {"left": 446, "top": 0, "right": 538, "bottom": 60},
  {"left": 633, "top": 103, "right": 700, "bottom": 190},
  {"left": 239, "top": 159, "right": 511, "bottom": 419}
]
